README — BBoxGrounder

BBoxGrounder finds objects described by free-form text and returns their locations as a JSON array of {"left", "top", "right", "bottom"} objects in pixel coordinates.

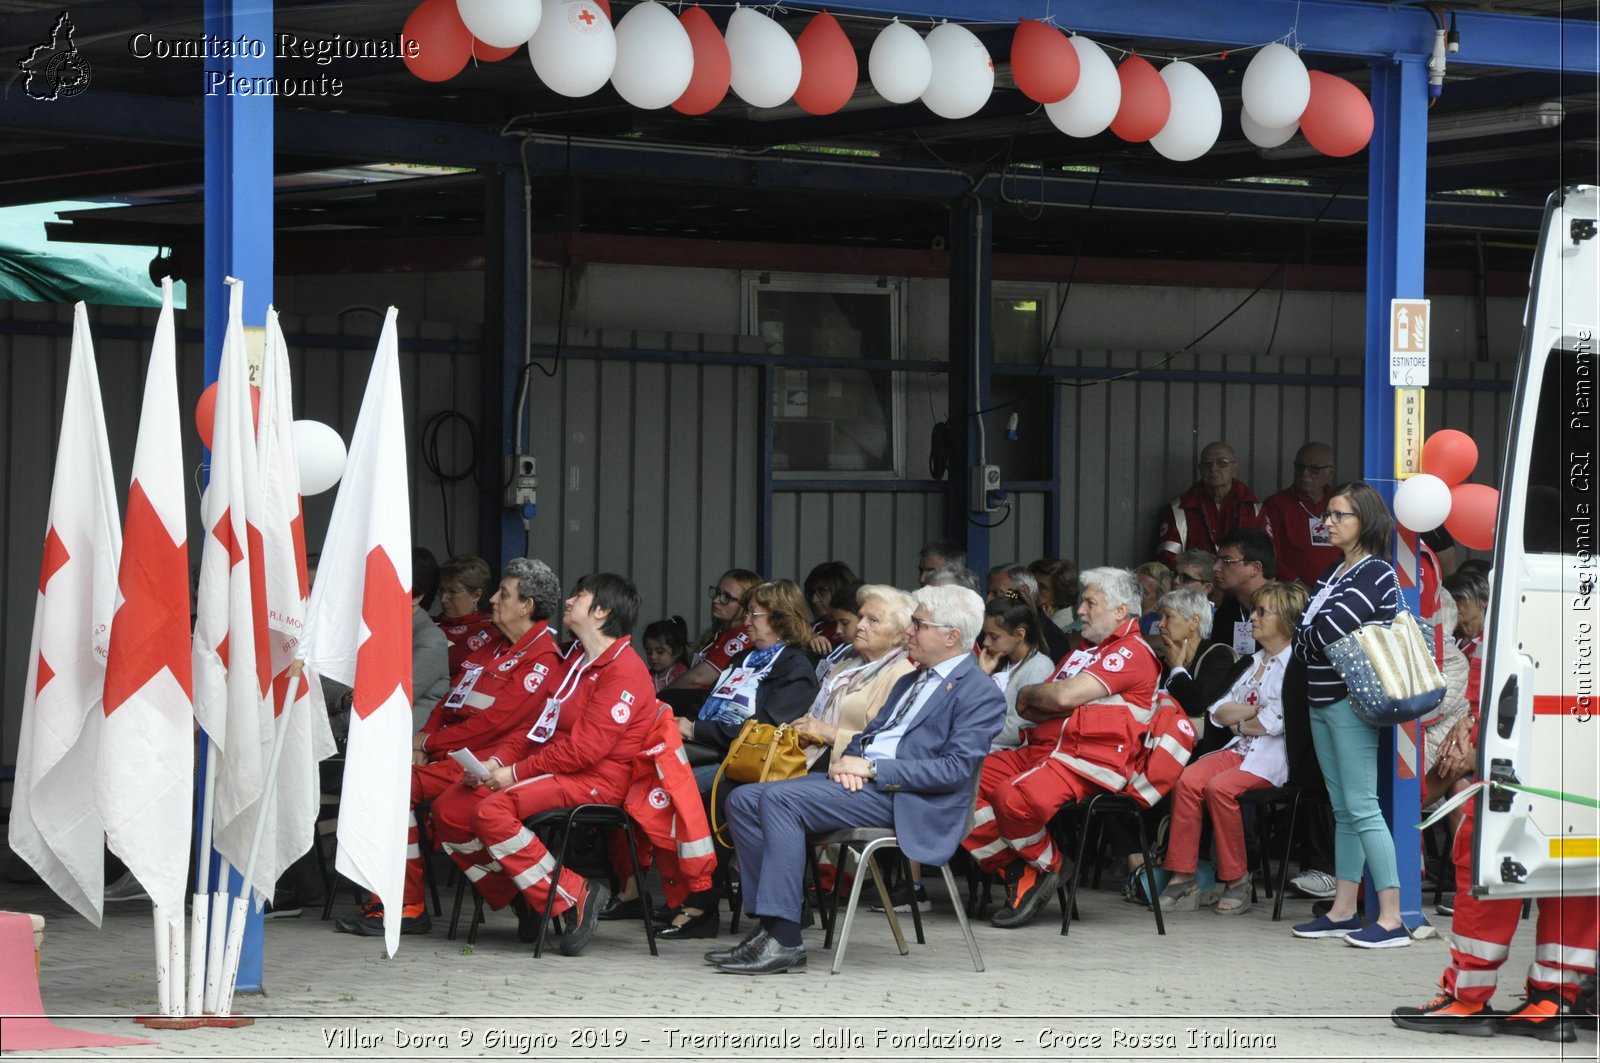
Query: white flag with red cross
[
  {"left": 8, "top": 303, "right": 122, "bottom": 925},
  {"left": 99, "top": 279, "right": 195, "bottom": 918},
  {"left": 254, "top": 306, "right": 337, "bottom": 893},
  {"left": 192, "top": 279, "right": 276, "bottom": 901},
  {"left": 301, "top": 307, "right": 412, "bottom": 956}
]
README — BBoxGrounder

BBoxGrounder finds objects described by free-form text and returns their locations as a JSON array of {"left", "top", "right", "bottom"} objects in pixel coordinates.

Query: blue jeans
[{"left": 1309, "top": 696, "right": 1400, "bottom": 890}]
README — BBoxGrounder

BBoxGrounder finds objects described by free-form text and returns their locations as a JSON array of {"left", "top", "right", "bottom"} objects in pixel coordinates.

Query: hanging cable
[{"left": 420, "top": 409, "right": 480, "bottom": 557}]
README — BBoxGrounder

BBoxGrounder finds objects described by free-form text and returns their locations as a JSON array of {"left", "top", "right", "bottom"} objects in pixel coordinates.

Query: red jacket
[
  {"left": 490, "top": 638, "right": 656, "bottom": 786},
  {"left": 1259, "top": 486, "right": 1340, "bottom": 584},
  {"left": 418, "top": 621, "right": 569, "bottom": 760},
  {"left": 619, "top": 705, "right": 717, "bottom": 906},
  {"left": 1155, "top": 481, "right": 1264, "bottom": 568},
  {"left": 436, "top": 611, "right": 498, "bottom": 677}
]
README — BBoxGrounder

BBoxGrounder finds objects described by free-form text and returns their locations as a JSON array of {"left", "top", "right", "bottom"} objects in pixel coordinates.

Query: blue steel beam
[
  {"left": 1364, "top": 55, "right": 1429, "bottom": 934},
  {"left": 810, "top": 0, "right": 1595, "bottom": 74},
  {"left": 200, "top": 0, "right": 273, "bottom": 995},
  {"left": 946, "top": 196, "right": 995, "bottom": 574}
]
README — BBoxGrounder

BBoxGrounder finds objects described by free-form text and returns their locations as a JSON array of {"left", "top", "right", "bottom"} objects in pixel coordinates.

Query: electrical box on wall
[
  {"left": 969, "top": 463, "right": 1002, "bottom": 513},
  {"left": 505, "top": 453, "right": 538, "bottom": 510}
]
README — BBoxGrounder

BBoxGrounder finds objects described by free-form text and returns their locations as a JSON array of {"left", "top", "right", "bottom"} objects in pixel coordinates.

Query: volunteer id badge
[
  {"left": 1232, "top": 621, "right": 1257, "bottom": 657},
  {"left": 527, "top": 698, "right": 562, "bottom": 743},
  {"left": 444, "top": 665, "right": 484, "bottom": 710},
  {"left": 1309, "top": 515, "right": 1332, "bottom": 546}
]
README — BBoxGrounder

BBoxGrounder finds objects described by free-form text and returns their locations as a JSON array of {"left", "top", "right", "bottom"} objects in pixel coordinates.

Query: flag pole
[
  {"left": 216, "top": 662, "right": 302, "bottom": 1017},
  {"left": 153, "top": 909, "right": 172, "bottom": 1017},
  {"left": 203, "top": 858, "right": 234, "bottom": 1014},
  {"left": 186, "top": 750, "right": 217, "bottom": 1014}
]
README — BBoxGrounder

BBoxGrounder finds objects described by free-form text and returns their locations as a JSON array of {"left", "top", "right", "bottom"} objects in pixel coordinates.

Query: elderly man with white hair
[
  {"left": 961, "top": 567, "right": 1163, "bottom": 929},
  {"left": 712, "top": 584, "right": 1006, "bottom": 975}
]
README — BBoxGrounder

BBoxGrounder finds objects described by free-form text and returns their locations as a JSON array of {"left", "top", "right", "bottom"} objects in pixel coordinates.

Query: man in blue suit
[{"left": 713, "top": 584, "right": 1006, "bottom": 975}]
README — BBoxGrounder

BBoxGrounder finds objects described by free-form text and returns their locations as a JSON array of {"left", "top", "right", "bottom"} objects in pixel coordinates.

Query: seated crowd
[{"left": 302, "top": 440, "right": 1542, "bottom": 1012}]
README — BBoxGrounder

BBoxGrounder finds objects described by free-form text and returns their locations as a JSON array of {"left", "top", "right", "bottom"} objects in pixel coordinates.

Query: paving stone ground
[{"left": 5, "top": 869, "right": 1591, "bottom": 1062}]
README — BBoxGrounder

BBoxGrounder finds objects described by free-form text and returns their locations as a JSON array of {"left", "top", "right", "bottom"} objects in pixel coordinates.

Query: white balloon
[
  {"left": 868, "top": 19, "right": 931, "bottom": 105},
  {"left": 726, "top": 6, "right": 800, "bottom": 109},
  {"left": 1393, "top": 473, "right": 1454, "bottom": 533},
  {"left": 1149, "top": 61, "right": 1222, "bottom": 162},
  {"left": 610, "top": 1, "right": 693, "bottom": 109},
  {"left": 1240, "top": 108, "right": 1299, "bottom": 148},
  {"left": 527, "top": 0, "right": 615, "bottom": 98},
  {"left": 293, "top": 420, "right": 347, "bottom": 496},
  {"left": 457, "top": 0, "right": 542, "bottom": 49},
  {"left": 920, "top": 22, "right": 993, "bottom": 120},
  {"left": 1044, "top": 36, "right": 1119, "bottom": 137},
  {"left": 1241, "top": 42, "right": 1310, "bottom": 130}
]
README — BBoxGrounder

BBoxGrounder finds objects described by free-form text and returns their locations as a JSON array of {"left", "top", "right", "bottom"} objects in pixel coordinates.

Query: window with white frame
[{"left": 746, "top": 273, "right": 904, "bottom": 478}]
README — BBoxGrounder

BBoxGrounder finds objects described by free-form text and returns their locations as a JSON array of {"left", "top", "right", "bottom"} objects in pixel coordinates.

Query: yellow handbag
[{"left": 708, "top": 720, "right": 815, "bottom": 846}]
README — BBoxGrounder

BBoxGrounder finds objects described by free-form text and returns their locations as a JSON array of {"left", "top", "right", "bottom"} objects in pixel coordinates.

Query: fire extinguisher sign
[{"left": 1389, "top": 298, "right": 1430, "bottom": 387}]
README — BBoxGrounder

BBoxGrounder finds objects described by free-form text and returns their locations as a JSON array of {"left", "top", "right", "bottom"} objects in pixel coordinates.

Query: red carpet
[{"left": 0, "top": 911, "right": 156, "bottom": 1052}]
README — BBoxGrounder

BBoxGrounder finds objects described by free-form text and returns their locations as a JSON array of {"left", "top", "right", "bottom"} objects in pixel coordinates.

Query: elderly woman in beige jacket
[{"left": 792, "top": 584, "right": 917, "bottom": 768}]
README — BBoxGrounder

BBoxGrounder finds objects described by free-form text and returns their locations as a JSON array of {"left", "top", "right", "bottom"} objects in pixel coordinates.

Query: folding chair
[{"left": 1056, "top": 792, "right": 1166, "bottom": 937}]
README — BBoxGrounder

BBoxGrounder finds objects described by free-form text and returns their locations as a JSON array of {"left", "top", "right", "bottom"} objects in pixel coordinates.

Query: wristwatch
[{"left": 867, "top": 759, "right": 878, "bottom": 780}]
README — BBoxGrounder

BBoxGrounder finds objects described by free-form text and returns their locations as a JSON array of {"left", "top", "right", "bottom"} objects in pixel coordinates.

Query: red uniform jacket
[
  {"left": 617, "top": 705, "right": 717, "bottom": 906},
  {"left": 436, "top": 610, "right": 498, "bottom": 677},
  {"left": 489, "top": 638, "right": 657, "bottom": 788},
  {"left": 1259, "top": 486, "right": 1339, "bottom": 584},
  {"left": 1155, "top": 481, "right": 1264, "bottom": 568},
  {"left": 418, "top": 621, "right": 569, "bottom": 760}
]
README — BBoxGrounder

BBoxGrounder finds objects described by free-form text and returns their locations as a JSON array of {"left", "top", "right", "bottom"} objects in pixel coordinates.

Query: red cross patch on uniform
[
  {"left": 468, "top": 630, "right": 492, "bottom": 650},
  {"left": 523, "top": 671, "right": 543, "bottom": 693},
  {"left": 647, "top": 786, "right": 670, "bottom": 809},
  {"left": 611, "top": 701, "right": 631, "bottom": 724},
  {"left": 1103, "top": 654, "right": 1125, "bottom": 672}
]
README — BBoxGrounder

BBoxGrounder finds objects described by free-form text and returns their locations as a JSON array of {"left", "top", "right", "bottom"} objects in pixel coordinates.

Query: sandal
[
  {"left": 1215, "top": 879, "right": 1253, "bottom": 915},
  {"left": 1158, "top": 878, "right": 1201, "bottom": 912}
]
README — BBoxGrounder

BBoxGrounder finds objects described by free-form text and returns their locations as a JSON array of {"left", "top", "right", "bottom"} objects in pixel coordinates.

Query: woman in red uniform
[{"left": 665, "top": 568, "right": 761, "bottom": 692}]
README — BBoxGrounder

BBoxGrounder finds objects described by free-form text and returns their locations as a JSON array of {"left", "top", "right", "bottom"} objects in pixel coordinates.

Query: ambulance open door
[{"left": 1471, "top": 184, "right": 1599, "bottom": 901}]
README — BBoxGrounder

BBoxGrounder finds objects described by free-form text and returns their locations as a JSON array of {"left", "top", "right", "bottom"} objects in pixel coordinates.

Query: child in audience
[{"left": 643, "top": 616, "right": 691, "bottom": 692}]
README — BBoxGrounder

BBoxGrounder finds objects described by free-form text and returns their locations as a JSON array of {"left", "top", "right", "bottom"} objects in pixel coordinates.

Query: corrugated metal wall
[
  {"left": 522, "top": 356, "right": 761, "bottom": 644},
  {"left": 0, "top": 300, "right": 485, "bottom": 768},
  {"left": 770, "top": 490, "right": 945, "bottom": 589}
]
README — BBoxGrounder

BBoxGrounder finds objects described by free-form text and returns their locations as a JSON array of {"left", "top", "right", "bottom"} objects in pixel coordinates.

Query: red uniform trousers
[
  {"left": 407, "top": 760, "right": 465, "bottom": 906},
  {"left": 1161, "top": 749, "right": 1273, "bottom": 883},
  {"left": 1443, "top": 803, "right": 1599, "bottom": 1005},
  {"left": 962, "top": 744, "right": 1106, "bottom": 875},
  {"left": 431, "top": 769, "right": 627, "bottom": 917}
]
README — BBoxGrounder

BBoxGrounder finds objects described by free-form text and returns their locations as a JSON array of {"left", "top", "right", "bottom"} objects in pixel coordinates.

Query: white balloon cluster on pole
[
  {"left": 868, "top": 19, "right": 931, "bottom": 104},
  {"left": 1393, "top": 473, "right": 1453, "bottom": 533},
  {"left": 528, "top": 0, "right": 615, "bottom": 98},
  {"left": 1240, "top": 109, "right": 1299, "bottom": 148},
  {"left": 920, "top": 22, "right": 992, "bottom": 120},
  {"left": 293, "top": 420, "right": 347, "bottom": 496},
  {"left": 457, "top": 0, "right": 542, "bottom": 48},
  {"left": 1044, "top": 36, "right": 1119, "bottom": 137},
  {"left": 726, "top": 6, "right": 801, "bottom": 108},
  {"left": 1241, "top": 42, "right": 1310, "bottom": 130},
  {"left": 610, "top": 0, "right": 693, "bottom": 109},
  {"left": 1149, "top": 61, "right": 1221, "bottom": 161}
]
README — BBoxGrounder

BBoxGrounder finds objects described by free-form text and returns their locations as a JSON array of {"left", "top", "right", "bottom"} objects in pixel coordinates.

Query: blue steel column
[
  {"left": 1363, "top": 55, "right": 1428, "bottom": 932},
  {"left": 200, "top": 0, "right": 273, "bottom": 992},
  {"left": 946, "top": 195, "right": 993, "bottom": 576},
  {"left": 484, "top": 167, "right": 529, "bottom": 566}
]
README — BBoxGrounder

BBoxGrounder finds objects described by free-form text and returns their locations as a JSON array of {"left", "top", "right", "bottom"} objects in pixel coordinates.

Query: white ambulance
[{"left": 1473, "top": 183, "right": 1599, "bottom": 899}]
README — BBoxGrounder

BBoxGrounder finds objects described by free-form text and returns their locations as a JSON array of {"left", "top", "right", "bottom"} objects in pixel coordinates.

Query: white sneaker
[
  {"left": 1289, "top": 870, "right": 1337, "bottom": 899},
  {"left": 104, "top": 870, "right": 150, "bottom": 903}
]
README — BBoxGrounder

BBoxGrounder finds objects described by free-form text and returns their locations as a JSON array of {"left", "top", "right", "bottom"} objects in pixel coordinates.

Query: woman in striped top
[{"left": 1289, "top": 481, "right": 1410, "bottom": 949}]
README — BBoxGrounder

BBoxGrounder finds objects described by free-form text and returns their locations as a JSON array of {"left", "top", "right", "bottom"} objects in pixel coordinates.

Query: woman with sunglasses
[
  {"left": 1290, "top": 481, "right": 1409, "bottom": 949},
  {"left": 664, "top": 568, "right": 762, "bottom": 692}
]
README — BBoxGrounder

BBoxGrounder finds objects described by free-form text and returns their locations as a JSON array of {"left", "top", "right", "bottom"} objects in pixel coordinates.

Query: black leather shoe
[
  {"left": 598, "top": 895, "right": 644, "bottom": 921},
  {"left": 334, "top": 906, "right": 432, "bottom": 937},
  {"left": 655, "top": 907, "right": 719, "bottom": 940},
  {"left": 559, "top": 880, "right": 609, "bottom": 957},
  {"left": 716, "top": 934, "right": 807, "bottom": 975},
  {"left": 704, "top": 927, "right": 766, "bottom": 966}
]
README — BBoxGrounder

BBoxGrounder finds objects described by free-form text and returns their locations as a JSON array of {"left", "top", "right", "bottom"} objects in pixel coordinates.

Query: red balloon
[
  {"left": 1109, "top": 53, "right": 1170, "bottom": 143},
  {"left": 672, "top": 6, "right": 731, "bottom": 116},
  {"left": 470, "top": 37, "right": 520, "bottom": 63},
  {"left": 195, "top": 382, "right": 261, "bottom": 449},
  {"left": 1422, "top": 428, "right": 1479, "bottom": 487},
  {"left": 1300, "top": 71, "right": 1373, "bottom": 157},
  {"left": 1444, "top": 483, "right": 1499, "bottom": 551},
  {"left": 793, "top": 12, "right": 857, "bottom": 116},
  {"left": 1010, "top": 19, "right": 1078, "bottom": 105},
  {"left": 401, "top": 0, "right": 473, "bottom": 83}
]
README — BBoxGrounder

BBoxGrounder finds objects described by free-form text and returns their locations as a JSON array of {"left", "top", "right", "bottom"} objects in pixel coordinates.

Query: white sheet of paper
[{"left": 448, "top": 747, "right": 490, "bottom": 780}]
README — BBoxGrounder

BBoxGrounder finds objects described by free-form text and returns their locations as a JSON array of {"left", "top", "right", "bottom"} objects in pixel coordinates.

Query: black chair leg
[
  {"left": 466, "top": 891, "right": 485, "bottom": 947},
  {"left": 620, "top": 820, "right": 658, "bottom": 957},
  {"left": 902, "top": 855, "right": 926, "bottom": 946},
  {"left": 823, "top": 844, "right": 850, "bottom": 950},
  {"left": 1061, "top": 803, "right": 1094, "bottom": 937},
  {"left": 315, "top": 827, "right": 335, "bottom": 921},
  {"left": 533, "top": 812, "right": 579, "bottom": 959},
  {"left": 1273, "top": 796, "right": 1300, "bottom": 923},
  {"left": 414, "top": 811, "right": 443, "bottom": 918},
  {"left": 448, "top": 875, "right": 466, "bottom": 940},
  {"left": 1131, "top": 809, "right": 1165, "bottom": 936}
]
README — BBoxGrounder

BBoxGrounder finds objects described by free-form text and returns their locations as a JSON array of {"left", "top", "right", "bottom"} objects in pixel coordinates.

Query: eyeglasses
[
  {"left": 910, "top": 617, "right": 957, "bottom": 632},
  {"left": 1323, "top": 509, "right": 1357, "bottom": 525},
  {"left": 1216, "top": 556, "right": 1246, "bottom": 566},
  {"left": 1249, "top": 605, "right": 1279, "bottom": 617},
  {"left": 1198, "top": 457, "right": 1235, "bottom": 469},
  {"left": 707, "top": 586, "right": 739, "bottom": 605},
  {"left": 1294, "top": 462, "right": 1334, "bottom": 473},
  {"left": 747, "top": 610, "right": 769, "bottom": 621},
  {"left": 1175, "top": 573, "right": 1209, "bottom": 587}
]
